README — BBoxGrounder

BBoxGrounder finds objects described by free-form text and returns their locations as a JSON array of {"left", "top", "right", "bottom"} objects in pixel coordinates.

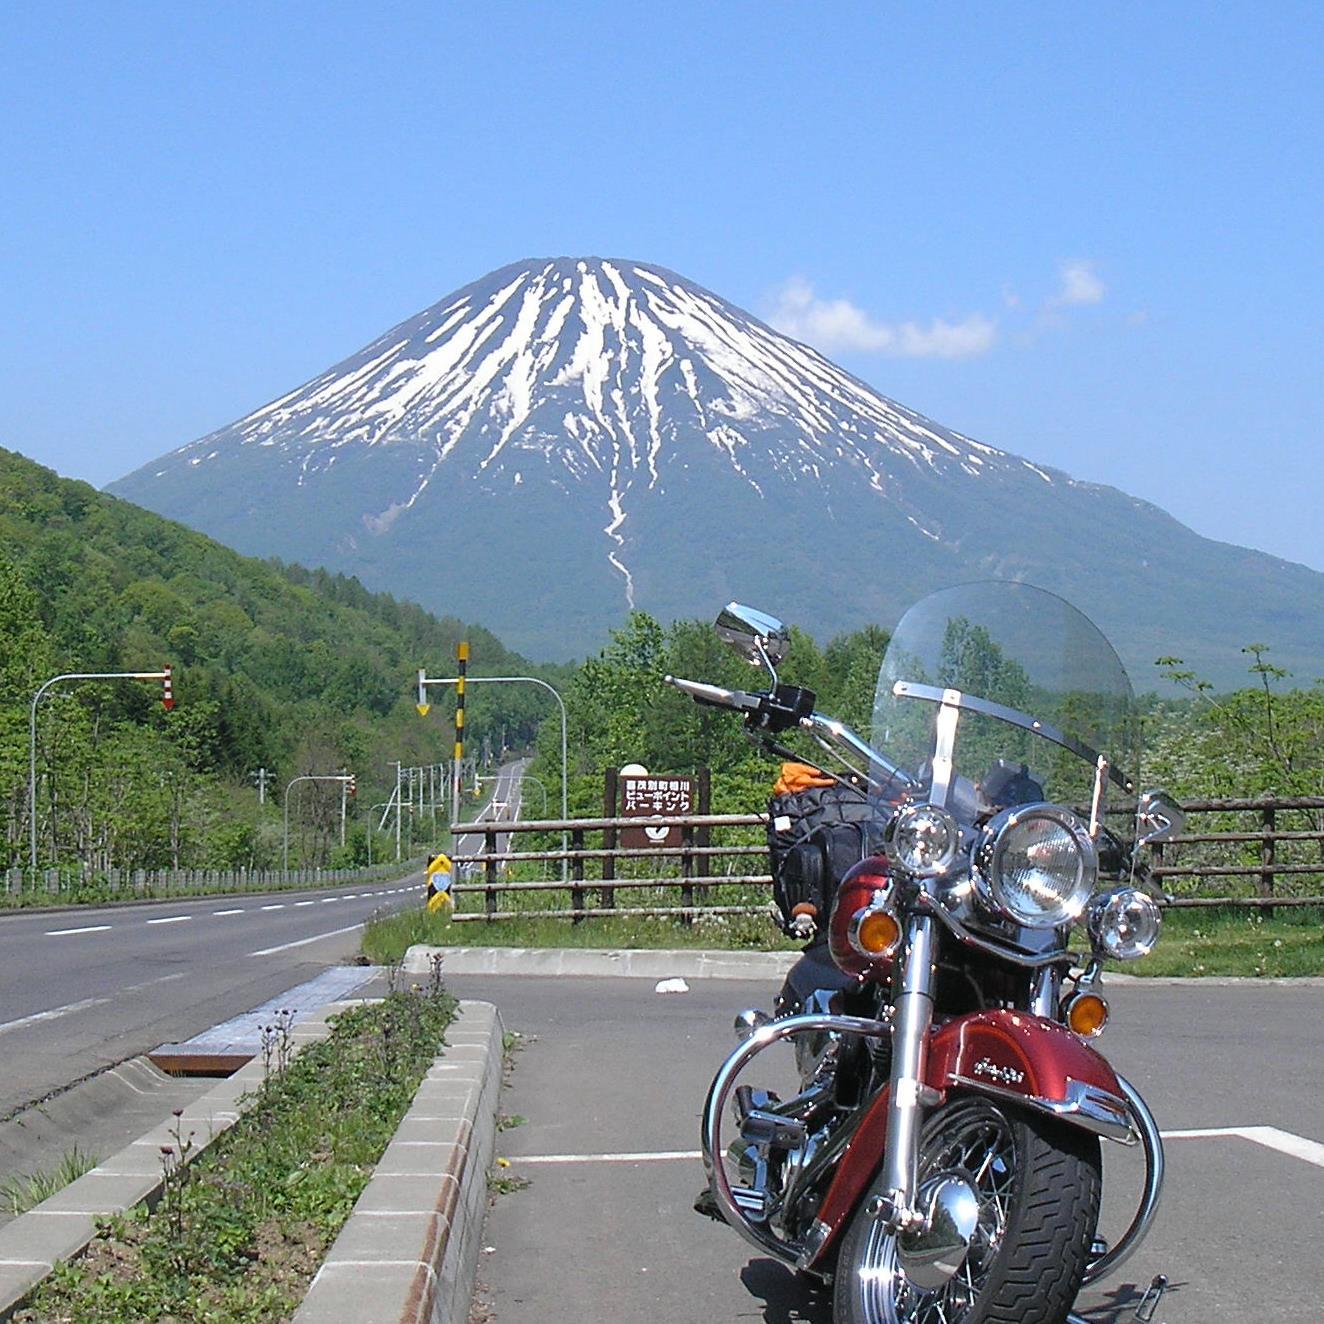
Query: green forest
[
  {"left": 2, "top": 445, "right": 1321, "bottom": 893},
  {"left": 0, "top": 448, "right": 566, "bottom": 879}
]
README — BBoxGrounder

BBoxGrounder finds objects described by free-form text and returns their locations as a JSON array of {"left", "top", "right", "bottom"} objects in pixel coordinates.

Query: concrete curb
[
  {"left": 0, "top": 999, "right": 357, "bottom": 1321},
  {"left": 404, "top": 943, "right": 801, "bottom": 980},
  {"left": 294, "top": 1000, "right": 505, "bottom": 1324},
  {"left": 403, "top": 944, "right": 1324, "bottom": 986}
]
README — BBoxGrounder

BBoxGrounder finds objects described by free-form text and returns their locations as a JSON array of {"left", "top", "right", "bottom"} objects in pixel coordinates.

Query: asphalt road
[
  {"left": 449, "top": 972, "right": 1324, "bottom": 1324},
  {"left": 455, "top": 758, "right": 532, "bottom": 866},
  {"left": 0, "top": 872, "right": 425, "bottom": 1119}
]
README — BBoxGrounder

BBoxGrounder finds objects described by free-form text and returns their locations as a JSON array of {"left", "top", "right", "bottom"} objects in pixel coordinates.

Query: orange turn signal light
[
  {"left": 1065, "top": 991, "right": 1109, "bottom": 1039},
  {"left": 853, "top": 908, "right": 901, "bottom": 958}
]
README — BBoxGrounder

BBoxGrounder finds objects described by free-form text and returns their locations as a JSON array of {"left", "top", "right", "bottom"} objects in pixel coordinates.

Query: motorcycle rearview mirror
[
  {"left": 1135, "top": 789, "right": 1186, "bottom": 850},
  {"left": 715, "top": 603, "right": 791, "bottom": 683}
]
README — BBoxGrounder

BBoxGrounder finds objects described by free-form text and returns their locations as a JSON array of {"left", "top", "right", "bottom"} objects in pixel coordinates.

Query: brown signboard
[{"left": 620, "top": 775, "right": 695, "bottom": 850}]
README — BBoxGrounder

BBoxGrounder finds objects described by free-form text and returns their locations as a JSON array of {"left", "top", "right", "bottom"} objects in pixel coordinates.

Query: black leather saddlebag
[{"left": 766, "top": 782, "right": 890, "bottom": 936}]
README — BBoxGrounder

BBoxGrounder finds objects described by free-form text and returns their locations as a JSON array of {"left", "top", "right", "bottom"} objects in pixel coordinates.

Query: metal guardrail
[
  {"left": 2, "top": 859, "right": 425, "bottom": 901},
  {"left": 448, "top": 797, "right": 1324, "bottom": 923}
]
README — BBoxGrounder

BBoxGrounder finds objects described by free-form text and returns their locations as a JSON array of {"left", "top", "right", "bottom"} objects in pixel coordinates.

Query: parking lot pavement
[{"left": 444, "top": 972, "right": 1324, "bottom": 1323}]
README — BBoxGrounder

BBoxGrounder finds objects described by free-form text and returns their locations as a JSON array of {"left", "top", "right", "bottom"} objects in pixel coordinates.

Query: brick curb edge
[{"left": 293, "top": 999, "right": 504, "bottom": 1324}]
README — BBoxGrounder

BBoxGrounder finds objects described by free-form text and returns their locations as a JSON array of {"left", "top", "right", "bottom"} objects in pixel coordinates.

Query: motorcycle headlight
[
  {"left": 979, "top": 804, "right": 1097, "bottom": 930},
  {"left": 886, "top": 803, "right": 960, "bottom": 877},
  {"left": 1088, "top": 887, "right": 1163, "bottom": 960}
]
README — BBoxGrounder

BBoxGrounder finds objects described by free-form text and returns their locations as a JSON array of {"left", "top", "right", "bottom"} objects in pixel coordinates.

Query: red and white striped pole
[{"left": 161, "top": 665, "right": 174, "bottom": 711}]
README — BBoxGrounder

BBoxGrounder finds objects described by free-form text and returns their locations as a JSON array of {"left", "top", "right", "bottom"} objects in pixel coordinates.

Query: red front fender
[{"left": 808, "top": 1010, "right": 1127, "bottom": 1263}]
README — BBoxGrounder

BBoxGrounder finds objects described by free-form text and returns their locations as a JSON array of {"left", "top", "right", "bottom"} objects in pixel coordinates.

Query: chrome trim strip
[
  {"left": 917, "top": 891, "right": 1068, "bottom": 968},
  {"left": 948, "top": 1074, "right": 1138, "bottom": 1143},
  {"left": 891, "top": 681, "right": 1135, "bottom": 793}
]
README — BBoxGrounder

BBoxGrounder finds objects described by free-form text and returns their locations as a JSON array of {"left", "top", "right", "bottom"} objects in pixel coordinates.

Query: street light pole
[
  {"left": 29, "top": 669, "right": 173, "bottom": 884},
  {"left": 416, "top": 673, "right": 569, "bottom": 879},
  {"left": 283, "top": 773, "right": 355, "bottom": 871}
]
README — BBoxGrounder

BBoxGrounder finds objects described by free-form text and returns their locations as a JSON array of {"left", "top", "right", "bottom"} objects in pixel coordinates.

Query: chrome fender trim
[
  {"left": 700, "top": 1011, "right": 891, "bottom": 1266},
  {"left": 947, "top": 1074, "right": 1138, "bottom": 1143}
]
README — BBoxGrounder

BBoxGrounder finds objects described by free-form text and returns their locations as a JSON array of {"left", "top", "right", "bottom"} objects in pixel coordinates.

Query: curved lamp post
[
  {"left": 29, "top": 669, "right": 172, "bottom": 884},
  {"left": 416, "top": 673, "right": 568, "bottom": 880},
  {"left": 283, "top": 773, "right": 354, "bottom": 871}
]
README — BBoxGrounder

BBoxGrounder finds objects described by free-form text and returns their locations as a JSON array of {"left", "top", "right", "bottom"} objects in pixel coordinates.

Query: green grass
[
  {"left": 360, "top": 902, "right": 801, "bottom": 965},
  {"left": 1126, "top": 905, "right": 1324, "bottom": 977},
  {"left": 0, "top": 1146, "right": 99, "bottom": 1218},
  {"left": 361, "top": 896, "right": 1324, "bottom": 979},
  {"left": 16, "top": 987, "right": 456, "bottom": 1324}
]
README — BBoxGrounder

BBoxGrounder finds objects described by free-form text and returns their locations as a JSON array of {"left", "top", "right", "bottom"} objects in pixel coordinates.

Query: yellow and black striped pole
[{"left": 451, "top": 641, "right": 468, "bottom": 819}]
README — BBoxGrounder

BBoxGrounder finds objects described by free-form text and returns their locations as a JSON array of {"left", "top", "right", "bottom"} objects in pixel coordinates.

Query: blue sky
[{"left": 3, "top": 2, "right": 1321, "bottom": 569}]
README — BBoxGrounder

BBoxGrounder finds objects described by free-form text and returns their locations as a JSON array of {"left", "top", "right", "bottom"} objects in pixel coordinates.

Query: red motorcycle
[{"left": 667, "top": 584, "right": 1179, "bottom": 1324}]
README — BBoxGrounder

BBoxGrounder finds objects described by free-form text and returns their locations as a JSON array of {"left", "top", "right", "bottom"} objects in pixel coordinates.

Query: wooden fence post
[
  {"left": 484, "top": 824, "right": 498, "bottom": 920},
  {"left": 1259, "top": 797, "right": 1276, "bottom": 919},
  {"left": 680, "top": 822, "right": 695, "bottom": 923},
  {"left": 571, "top": 827, "right": 586, "bottom": 923},
  {"left": 602, "top": 768, "right": 617, "bottom": 910}
]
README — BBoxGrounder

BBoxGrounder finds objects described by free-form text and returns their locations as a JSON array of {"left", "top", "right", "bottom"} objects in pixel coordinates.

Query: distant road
[
  {"left": 453, "top": 757, "right": 531, "bottom": 867},
  {"left": 0, "top": 873, "right": 424, "bottom": 1118}
]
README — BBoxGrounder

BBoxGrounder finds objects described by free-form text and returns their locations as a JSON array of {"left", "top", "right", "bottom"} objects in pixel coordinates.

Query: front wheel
[{"left": 833, "top": 1097, "right": 1101, "bottom": 1324}]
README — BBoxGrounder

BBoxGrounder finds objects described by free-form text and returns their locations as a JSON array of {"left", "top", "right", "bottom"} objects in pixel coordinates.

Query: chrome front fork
[{"left": 868, "top": 910, "right": 939, "bottom": 1232}]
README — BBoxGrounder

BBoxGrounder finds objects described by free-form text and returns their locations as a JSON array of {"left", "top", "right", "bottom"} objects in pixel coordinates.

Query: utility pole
[
  {"left": 251, "top": 767, "right": 270, "bottom": 804},
  {"left": 393, "top": 761, "right": 403, "bottom": 861}
]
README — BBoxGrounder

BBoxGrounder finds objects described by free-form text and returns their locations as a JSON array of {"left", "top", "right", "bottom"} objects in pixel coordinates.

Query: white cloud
[
  {"left": 769, "top": 277, "right": 997, "bottom": 360},
  {"left": 1051, "top": 259, "right": 1106, "bottom": 308}
]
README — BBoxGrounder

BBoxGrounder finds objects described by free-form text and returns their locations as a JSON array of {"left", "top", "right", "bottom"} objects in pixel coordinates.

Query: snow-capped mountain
[{"left": 109, "top": 257, "right": 1324, "bottom": 686}]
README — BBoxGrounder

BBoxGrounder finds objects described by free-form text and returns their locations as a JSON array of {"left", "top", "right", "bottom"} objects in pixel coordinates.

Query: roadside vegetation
[
  {"left": 15, "top": 981, "right": 455, "bottom": 1324},
  {"left": 0, "top": 448, "right": 557, "bottom": 882},
  {"left": 0, "top": 1146, "right": 99, "bottom": 1219}
]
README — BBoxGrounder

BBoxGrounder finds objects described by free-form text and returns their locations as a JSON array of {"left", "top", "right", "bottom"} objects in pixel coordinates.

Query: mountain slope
[{"left": 109, "top": 257, "right": 1324, "bottom": 688}]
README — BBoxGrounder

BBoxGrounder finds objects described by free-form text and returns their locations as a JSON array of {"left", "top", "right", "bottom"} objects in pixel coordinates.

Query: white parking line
[
  {"left": 45, "top": 924, "right": 113, "bottom": 936},
  {"left": 1165, "top": 1125, "right": 1324, "bottom": 1168},
  {"left": 146, "top": 915, "right": 190, "bottom": 926},
  {"left": 511, "top": 1150, "right": 702, "bottom": 1164}
]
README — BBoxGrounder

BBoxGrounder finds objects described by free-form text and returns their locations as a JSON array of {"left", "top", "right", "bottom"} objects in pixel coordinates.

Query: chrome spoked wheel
[{"left": 834, "top": 1097, "right": 1100, "bottom": 1324}]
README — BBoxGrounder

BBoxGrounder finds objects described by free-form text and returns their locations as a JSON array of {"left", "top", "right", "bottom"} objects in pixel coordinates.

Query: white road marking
[
  {"left": 261, "top": 904, "right": 286, "bottom": 911},
  {"left": 510, "top": 1150, "right": 703, "bottom": 1165},
  {"left": 249, "top": 923, "right": 364, "bottom": 956},
  {"left": 1165, "top": 1125, "right": 1324, "bottom": 1168},
  {"left": 320, "top": 897, "right": 338, "bottom": 903},
  {"left": 214, "top": 909, "right": 245, "bottom": 916},
  {"left": 0, "top": 995, "right": 110, "bottom": 1036},
  {"left": 0, "top": 972, "right": 184, "bottom": 1038},
  {"left": 45, "top": 924, "right": 113, "bottom": 936},
  {"left": 294, "top": 900, "right": 316, "bottom": 908},
  {"left": 146, "top": 915, "right": 190, "bottom": 926}
]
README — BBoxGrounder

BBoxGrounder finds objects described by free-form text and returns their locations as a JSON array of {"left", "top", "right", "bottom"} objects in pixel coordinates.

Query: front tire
[{"left": 833, "top": 1097, "right": 1101, "bottom": 1324}]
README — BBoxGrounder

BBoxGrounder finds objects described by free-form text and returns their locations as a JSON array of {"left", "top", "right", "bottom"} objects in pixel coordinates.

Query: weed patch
[{"left": 16, "top": 986, "right": 456, "bottom": 1324}]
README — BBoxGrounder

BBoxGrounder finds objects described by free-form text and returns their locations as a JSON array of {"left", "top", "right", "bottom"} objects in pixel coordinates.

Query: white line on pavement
[
  {"left": 294, "top": 901, "right": 315, "bottom": 907},
  {"left": 0, "top": 995, "right": 110, "bottom": 1036},
  {"left": 1165, "top": 1125, "right": 1324, "bottom": 1168},
  {"left": 146, "top": 915, "right": 190, "bottom": 926},
  {"left": 261, "top": 904, "right": 286, "bottom": 911},
  {"left": 45, "top": 924, "right": 113, "bottom": 936},
  {"left": 511, "top": 1150, "right": 703, "bottom": 1165},
  {"left": 213, "top": 909, "right": 245, "bottom": 916},
  {"left": 249, "top": 923, "right": 364, "bottom": 957}
]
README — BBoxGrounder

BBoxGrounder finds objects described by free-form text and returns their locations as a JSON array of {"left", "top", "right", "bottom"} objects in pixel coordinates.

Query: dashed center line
[
  {"left": 146, "top": 915, "right": 190, "bottom": 926},
  {"left": 261, "top": 904, "right": 286, "bottom": 911},
  {"left": 213, "top": 909, "right": 245, "bottom": 916},
  {"left": 45, "top": 924, "right": 113, "bottom": 937}
]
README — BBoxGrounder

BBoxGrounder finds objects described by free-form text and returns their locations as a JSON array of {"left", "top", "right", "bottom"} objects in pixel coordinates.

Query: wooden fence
[{"left": 449, "top": 795, "right": 1324, "bottom": 923}]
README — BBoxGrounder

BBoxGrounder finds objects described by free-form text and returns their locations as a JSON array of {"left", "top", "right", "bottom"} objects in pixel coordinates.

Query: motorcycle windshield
[{"left": 870, "top": 583, "right": 1138, "bottom": 817}]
